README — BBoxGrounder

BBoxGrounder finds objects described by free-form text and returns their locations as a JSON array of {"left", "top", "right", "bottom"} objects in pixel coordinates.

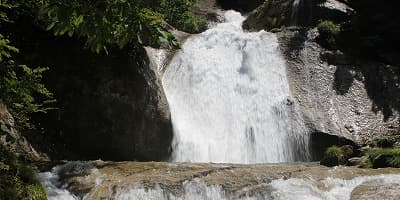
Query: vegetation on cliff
[
  {"left": 317, "top": 20, "right": 339, "bottom": 48},
  {"left": 321, "top": 135, "right": 400, "bottom": 168},
  {"left": 0, "top": 145, "right": 46, "bottom": 200}
]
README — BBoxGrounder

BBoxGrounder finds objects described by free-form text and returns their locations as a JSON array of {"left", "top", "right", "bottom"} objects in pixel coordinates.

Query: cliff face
[
  {"left": 279, "top": 28, "right": 399, "bottom": 151},
  {"left": 242, "top": 0, "right": 400, "bottom": 154}
]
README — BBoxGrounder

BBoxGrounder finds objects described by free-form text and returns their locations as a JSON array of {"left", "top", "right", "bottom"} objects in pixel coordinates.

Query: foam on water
[{"left": 37, "top": 171, "right": 77, "bottom": 200}]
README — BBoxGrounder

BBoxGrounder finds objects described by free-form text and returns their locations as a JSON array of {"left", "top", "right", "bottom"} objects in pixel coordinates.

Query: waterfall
[
  {"left": 290, "top": 0, "right": 302, "bottom": 25},
  {"left": 162, "top": 11, "right": 310, "bottom": 164}
]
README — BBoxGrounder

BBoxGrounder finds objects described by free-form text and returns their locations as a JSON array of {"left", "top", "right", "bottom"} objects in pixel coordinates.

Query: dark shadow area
[
  {"left": 333, "top": 65, "right": 354, "bottom": 95},
  {"left": 3, "top": 15, "right": 173, "bottom": 162},
  {"left": 360, "top": 64, "right": 400, "bottom": 121},
  {"left": 310, "top": 131, "right": 358, "bottom": 161}
]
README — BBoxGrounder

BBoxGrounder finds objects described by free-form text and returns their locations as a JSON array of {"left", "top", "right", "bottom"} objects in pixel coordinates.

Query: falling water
[
  {"left": 162, "top": 11, "right": 310, "bottom": 164},
  {"left": 290, "top": 0, "right": 302, "bottom": 25}
]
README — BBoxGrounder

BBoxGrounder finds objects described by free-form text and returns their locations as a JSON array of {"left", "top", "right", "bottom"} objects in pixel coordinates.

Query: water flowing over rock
[
  {"left": 38, "top": 161, "right": 400, "bottom": 200},
  {"left": 162, "top": 11, "right": 310, "bottom": 164}
]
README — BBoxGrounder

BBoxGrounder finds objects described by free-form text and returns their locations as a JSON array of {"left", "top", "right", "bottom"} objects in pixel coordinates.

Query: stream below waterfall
[{"left": 37, "top": 162, "right": 400, "bottom": 200}]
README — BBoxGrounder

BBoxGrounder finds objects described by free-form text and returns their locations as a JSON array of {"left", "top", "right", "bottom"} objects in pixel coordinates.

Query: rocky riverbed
[{"left": 39, "top": 161, "right": 400, "bottom": 199}]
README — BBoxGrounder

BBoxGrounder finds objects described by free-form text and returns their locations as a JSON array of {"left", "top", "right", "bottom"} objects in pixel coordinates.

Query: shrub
[
  {"left": 317, "top": 20, "right": 340, "bottom": 48},
  {"left": 320, "top": 145, "right": 353, "bottom": 166},
  {"left": 367, "top": 148, "right": 400, "bottom": 168}
]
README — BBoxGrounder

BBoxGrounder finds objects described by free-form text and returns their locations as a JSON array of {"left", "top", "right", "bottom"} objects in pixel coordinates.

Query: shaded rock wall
[
  {"left": 8, "top": 19, "right": 173, "bottom": 161},
  {"left": 39, "top": 44, "right": 173, "bottom": 161}
]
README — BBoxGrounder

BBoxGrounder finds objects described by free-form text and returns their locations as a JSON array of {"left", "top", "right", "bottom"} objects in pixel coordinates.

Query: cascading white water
[{"left": 162, "top": 11, "right": 310, "bottom": 164}]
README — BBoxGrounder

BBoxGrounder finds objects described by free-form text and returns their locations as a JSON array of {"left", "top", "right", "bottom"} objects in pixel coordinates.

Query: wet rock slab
[{"left": 53, "top": 161, "right": 400, "bottom": 199}]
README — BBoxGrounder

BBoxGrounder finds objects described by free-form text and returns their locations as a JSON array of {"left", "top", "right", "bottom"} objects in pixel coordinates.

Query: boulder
[{"left": 351, "top": 180, "right": 400, "bottom": 200}]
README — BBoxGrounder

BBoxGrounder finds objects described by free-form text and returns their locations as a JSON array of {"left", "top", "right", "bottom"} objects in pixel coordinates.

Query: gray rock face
[
  {"left": 278, "top": 28, "right": 400, "bottom": 148},
  {"left": 0, "top": 100, "right": 43, "bottom": 161}
]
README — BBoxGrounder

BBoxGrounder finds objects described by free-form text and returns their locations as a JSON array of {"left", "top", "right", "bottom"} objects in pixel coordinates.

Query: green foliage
[
  {"left": 1, "top": 5, "right": 55, "bottom": 132},
  {"left": 317, "top": 20, "right": 339, "bottom": 48},
  {"left": 38, "top": 0, "right": 204, "bottom": 52},
  {"left": 0, "top": 145, "right": 47, "bottom": 200},
  {"left": 367, "top": 148, "right": 400, "bottom": 168},
  {"left": 159, "top": 0, "right": 207, "bottom": 33},
  {"left": 320, "top": 145, "right": 353, "bottom": 167},
  {"left": 0, "top": 34, "right": 19, "bottom": 61},
  {"left": 0, "top": 35, "right": 55, "bottom": 130}
]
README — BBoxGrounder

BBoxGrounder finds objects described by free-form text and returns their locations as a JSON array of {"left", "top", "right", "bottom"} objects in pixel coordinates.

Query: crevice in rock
[{"left": 310, "top": 131, "right": 358, "bottom": 161}]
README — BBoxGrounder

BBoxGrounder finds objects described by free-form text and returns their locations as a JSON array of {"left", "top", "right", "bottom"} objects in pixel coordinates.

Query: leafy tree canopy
[
  {"left": 38, "top": 0, "right": 205, "bottom": 52},
  {"left": 1, "top": 0, "right": 55, "bottom": 132}
]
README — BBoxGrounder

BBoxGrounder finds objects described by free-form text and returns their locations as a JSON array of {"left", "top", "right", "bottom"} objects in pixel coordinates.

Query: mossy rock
[{"left": 320, "top": 145, "right": 353, "bottom": 167}]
